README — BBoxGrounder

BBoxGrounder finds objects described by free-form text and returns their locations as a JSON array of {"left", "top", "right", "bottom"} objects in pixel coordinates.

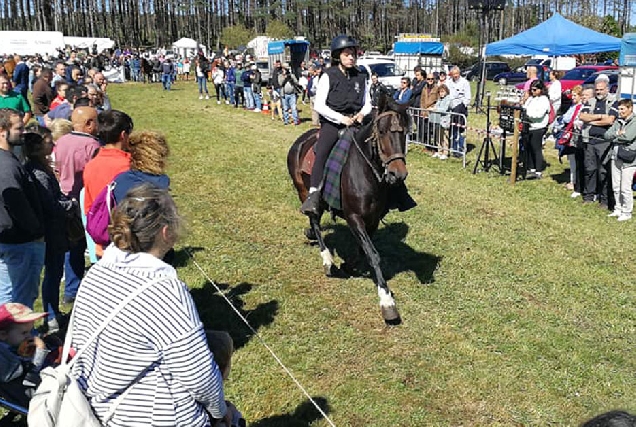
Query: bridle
[{"left": 352, "top": 110, "right": 407, "bottom": 183}]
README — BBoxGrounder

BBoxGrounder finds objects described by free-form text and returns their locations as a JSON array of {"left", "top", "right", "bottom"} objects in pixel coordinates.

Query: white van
[{"left": 356, "top": 58, "right": 404, "bottom": 93}]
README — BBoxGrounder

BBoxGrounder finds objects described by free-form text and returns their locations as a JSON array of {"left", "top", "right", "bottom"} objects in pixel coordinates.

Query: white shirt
[
  {"left": 548, "top": 79, "right": 562, "bottom": 113},
  {"left": 446, "top": 76, "right": 471, "bottom": 109},
  {"left": 314, "top": 71, "right": 372, "bottom": 125}
]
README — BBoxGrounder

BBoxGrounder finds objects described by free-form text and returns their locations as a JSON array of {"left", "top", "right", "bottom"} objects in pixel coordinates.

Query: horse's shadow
[
  {"left": 190, "top": 281, "right": 278, "bottom": 350},
  {"left": 171, "top": 246, "right": 205, "bottom": 268},
  {"left": 250, "top": 397, "right": 331, "bottom": 427},
  {"left": 322, "top": 221, "right": 440, "bottom": 284}
]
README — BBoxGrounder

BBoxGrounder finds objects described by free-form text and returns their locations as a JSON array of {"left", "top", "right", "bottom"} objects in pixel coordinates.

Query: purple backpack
[{"left": 86, "top": 182, "right": 116, "bottom": 246}]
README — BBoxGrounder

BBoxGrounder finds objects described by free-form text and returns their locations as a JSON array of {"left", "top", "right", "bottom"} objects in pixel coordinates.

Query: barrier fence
[{"left": 406, "top": 107, "right": 468, "bottom": 168}]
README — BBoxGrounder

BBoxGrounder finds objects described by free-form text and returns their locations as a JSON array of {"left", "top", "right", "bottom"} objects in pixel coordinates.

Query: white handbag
[{"left": 28, "top": 277, "right": 165, "bottom": 427}]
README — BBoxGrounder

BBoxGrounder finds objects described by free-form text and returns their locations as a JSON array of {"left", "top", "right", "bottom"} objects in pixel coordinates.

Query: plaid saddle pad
[{"left": 322, "top": 133, "right": 353, "bottom": 211}]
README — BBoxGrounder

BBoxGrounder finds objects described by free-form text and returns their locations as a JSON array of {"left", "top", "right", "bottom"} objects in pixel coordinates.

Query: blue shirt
[{"left": 112, "top": 170, "right": 170, "bottom": 203}]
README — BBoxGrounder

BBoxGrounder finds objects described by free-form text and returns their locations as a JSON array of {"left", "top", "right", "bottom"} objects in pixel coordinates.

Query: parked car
[
  {"left": 461, "top": 61, "right": 511, "bottom": 82},
  {"left": 581, "top": 70, "right": 619, "bottom": 92},
  {"left": 558, "top": 65, "right": 618, "bottom": 111},
  {"left": 493, "top": 66, "right": 527, "bottom": 85},
  {"left": 357, "top": 58, "right": 404, "bottom": 93}
]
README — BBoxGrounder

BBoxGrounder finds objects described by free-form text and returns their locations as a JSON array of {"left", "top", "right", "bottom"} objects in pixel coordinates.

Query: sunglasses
[{"left": 426, "top": 78, "right": 434, "bottom": 81}]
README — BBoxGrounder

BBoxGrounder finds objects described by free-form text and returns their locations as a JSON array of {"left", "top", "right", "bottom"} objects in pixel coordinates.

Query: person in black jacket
[
  {"left": 24, "top": 128, "right": 77, "bottom": 332},
  {"left": 0, "top": 108, "right": 45, "bottom": 309}
]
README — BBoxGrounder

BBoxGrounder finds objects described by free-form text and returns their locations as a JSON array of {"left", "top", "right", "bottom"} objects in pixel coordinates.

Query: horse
[{"left": 287, "top": 95, "right": 410, "bottom": 325}]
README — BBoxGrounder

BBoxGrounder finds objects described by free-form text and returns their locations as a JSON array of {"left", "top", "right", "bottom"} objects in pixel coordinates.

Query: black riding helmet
[{"left": 330, "top": 35, "right": 358, "bottom": 63}]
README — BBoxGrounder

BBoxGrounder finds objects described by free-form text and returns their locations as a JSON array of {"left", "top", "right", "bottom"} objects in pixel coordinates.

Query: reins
[{"left": 351, "top": 110, "right": 406, "bottom": 184}]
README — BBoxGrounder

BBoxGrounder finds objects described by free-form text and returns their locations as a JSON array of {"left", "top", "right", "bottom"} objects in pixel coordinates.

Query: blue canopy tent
[{"left": 485, "top": 13, "right": 621, "bottom": 56}]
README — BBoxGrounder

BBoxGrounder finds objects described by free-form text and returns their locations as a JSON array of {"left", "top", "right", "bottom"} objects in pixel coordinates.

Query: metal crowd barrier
[{"left": 407, "top": 107, "right": 468, "bottom": 168}]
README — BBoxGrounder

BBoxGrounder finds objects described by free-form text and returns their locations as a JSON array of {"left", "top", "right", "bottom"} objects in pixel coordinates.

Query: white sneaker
[
  {"left": 253, "top": 108, "right": 261, "bottom": 112},
  {"left": 225, "top": 100, "right": 230, "bottom": 105},
  {"left": 205, "top": 95, "right": 210, "bottom": 100},
  {"left": 608, "top": 210, "right": 622, "bottom": 217},
  {"left": 432, "top": 152, "right": 440, "bottom": 158},
  {"left": 439, "top": 154, "right": 448, "bottom": 160},
  {"left": 570, "top": 191, "right": 581, "bottom": 198},
  {"left": 199, "top": 95, "right": 203, "bottom": 100},
  {"left": 617, "top": 214, "right": 632, "bottom": 221},
  {"left": 217, "top": 100, "right": 221, "bottom": 104}
]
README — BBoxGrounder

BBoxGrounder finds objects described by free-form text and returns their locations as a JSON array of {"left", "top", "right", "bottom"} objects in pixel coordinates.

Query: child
[
  {"left": 0, "top": 303, "right": 49, "bottom": 407},
  {"left": 50, "top": 81, "right": 68, "bottom": 111},
  {"left": 432, "top": 83, "right": 452, "bottom": 160},
  {"left": 268, "top": 87, "right": 283, "bottom": 122},
  {"left": 206, "top": 331, "right": 246, "bottom": 427}
]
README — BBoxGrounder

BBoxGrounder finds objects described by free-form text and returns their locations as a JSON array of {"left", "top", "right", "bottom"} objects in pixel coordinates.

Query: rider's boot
[
  {"left": 300, "top": 189, "right": 322, "bottom": 216},
  {"left": 394, "top": 182, "right": 417, "bottom": 212}
]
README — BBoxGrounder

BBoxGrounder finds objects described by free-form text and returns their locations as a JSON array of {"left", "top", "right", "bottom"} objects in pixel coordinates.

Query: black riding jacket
[{"left": 324, "top": 66, "right": 366, "bottom": 117}]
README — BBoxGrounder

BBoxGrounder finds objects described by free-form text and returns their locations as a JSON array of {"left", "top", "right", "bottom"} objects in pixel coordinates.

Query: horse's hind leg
[
  {"left": 310, "top": 217, "right": 336, "bottom": 277},
  {"left": 347, "top": 216, "right": 401, "bottom": 325}
]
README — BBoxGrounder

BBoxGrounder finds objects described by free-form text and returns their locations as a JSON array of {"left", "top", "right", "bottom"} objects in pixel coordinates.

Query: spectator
[
  {"left": 93, "top": 72, "right": 112, "bottom": 111},
  {"left": 579, "top": 79, "right": 618, "bottom": 209},
  {"left": 69, "top": 184, "right": 231, "bottom": 426},
  {"left": 161, "top": 58, "right": 174, "bottom": 91},
  {"left": 242, "top": 64, "right": 254, "bottom": 110},
  {"left": 0, "top": 74, "right": 32, "bottom": 125},
  {"left": 234, "top": 63, "right": 245, "bottom": 108},
  {"left": 49, "top": 80, "right": 69, "bottom": 111},
  {"left": 0, "top": 302, "right": 49, "bottom": 408},
  {"left": 212, "top": 62, "right": 226, "bottom": 104},
  {"left": 437, "top": 70, "right": 447, "bottom": 87},
  {"left": 224, "top": 60, "right": 236, "bottom": 105},
  {"left": 54, "top": 106, "right": 100, "bottom": 304},
  {"left": 446, "top": 66, "right": 471, "bottom": 156},
  {"left": 0, "top": 108, "right": 45, "bottom": 307},
  {"left": 369, "top": 72, "right": 387, "bottom": 108},
  {"left": 419, "top": 72, "right": 439, "bottom": 144},
  {"left": 557, "top": 85, "right": 586, "bottom": 196},
  {"left": 32, "top": 68, "right": 54, "bottom": 125},
  {"left": 278, "top": 64, "right": 300, "bottom": 125},
  {"left": 393, "top": 77, "right": 412, "bottom": 105},
  {"left": 409, "top": 67, "right": 426, "bottom": 107},
  {"left": 431, "top": 83, "right": 452, "bottom": 159},
  {"left": 521, "top": 65, "right": 539, "bottom": 104},
  {"left": 45, "top": 84, "right": 88, "bottom": 122},
  {"left": 183, "top": 57, "right": 191, "bottom": 81},
  {"left": 23, "top": 129, "right": 77, "bottom": 331},
  {"left": 11, "top": 55, "right": 29, "bottom": 99},
  {"left": 111, "top": 130, "right": 170, "bottom": 204},
  {"left": 50, "top": 61, "right": 67, "bottom": 88},
  {"left": 548, "top": 70, "right": 563, "bottom": 115},
  {"left": 522, "top": 79, "right": 551, "bottom": 179},
  {"left": 308, "top": 66, "right": 323, "bottom": 126},
  {"left": 195, "top": 56, "right": 210, "bottom": 100},
  {"left": 605, "top": 99, "right": 636, "bottom": 221},
  {"left": 251, "top": 64, "right": 262, "bottom": 112}
]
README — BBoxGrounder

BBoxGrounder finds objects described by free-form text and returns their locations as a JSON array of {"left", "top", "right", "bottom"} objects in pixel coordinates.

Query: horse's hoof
[
  {"left": 381, "top": 305, "right": 402, "bottom": 325},
  {"left": 324, "top": 264, "right": 337, "bottom": 277},
  {"left": 304, "top": 227, "right": 317, "bottom": 241}
]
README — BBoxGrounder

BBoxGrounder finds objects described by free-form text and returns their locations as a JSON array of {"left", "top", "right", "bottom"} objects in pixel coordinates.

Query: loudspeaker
[
  {"left": 467, "top": 0, "right": 485, "bottom": 10},
  {"left": 468, "top": 0, "right": 505, "bottom": 10},
  {"left": 489, "top": 0, "right": 505, "bottom": 10}
]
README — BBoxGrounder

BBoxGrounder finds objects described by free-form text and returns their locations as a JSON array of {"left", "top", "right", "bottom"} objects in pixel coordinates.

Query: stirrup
[{"left": 300, "top": 191, "right": 321, "bottom": 216}]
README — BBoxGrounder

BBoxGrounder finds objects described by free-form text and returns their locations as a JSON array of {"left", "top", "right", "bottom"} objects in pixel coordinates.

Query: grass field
[{"left": 5, "top": 80, "right": 636, "bottom": 426}]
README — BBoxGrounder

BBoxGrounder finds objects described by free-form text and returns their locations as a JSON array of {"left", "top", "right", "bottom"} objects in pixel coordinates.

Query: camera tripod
[{"left": 472, "top": 93, "right": 500, "bottom": 174}]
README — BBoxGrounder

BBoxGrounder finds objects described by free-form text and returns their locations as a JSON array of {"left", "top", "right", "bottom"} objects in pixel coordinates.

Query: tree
[
  {"left": 220, "top": 25, "right": 255, "bottom": 50},
  {"left": 265, "top": 19, "right": 294, "bottom": 39}
]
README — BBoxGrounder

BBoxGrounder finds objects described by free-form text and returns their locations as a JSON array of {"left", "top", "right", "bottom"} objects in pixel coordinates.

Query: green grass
[{"left": 5, "top": 80, "right": 636, "bottom": 426}]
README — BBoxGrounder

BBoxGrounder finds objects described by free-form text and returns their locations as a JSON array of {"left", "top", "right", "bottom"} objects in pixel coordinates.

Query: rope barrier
[{"left": 185, "top": 249, "right": 337, "bottom": 427}]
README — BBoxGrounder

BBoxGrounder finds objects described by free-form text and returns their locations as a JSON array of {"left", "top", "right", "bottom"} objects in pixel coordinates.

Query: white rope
[{"left": 186, "top": 249, "right": 337, "bottom": 427}]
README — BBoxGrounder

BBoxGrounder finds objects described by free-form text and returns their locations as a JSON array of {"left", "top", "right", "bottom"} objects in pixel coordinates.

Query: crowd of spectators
[{"left": 0, "top": 46, "right": 242, "bottom": 426}]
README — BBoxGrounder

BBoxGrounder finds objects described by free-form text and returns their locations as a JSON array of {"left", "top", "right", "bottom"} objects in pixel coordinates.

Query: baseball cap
[{"left": 0, "top": 303, "right": 47, "bottom": 329}]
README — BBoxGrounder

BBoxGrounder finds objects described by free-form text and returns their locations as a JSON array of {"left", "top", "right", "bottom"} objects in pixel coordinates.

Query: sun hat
[{"left": 0, "top": 303, "right": 47, "bottom": 329}]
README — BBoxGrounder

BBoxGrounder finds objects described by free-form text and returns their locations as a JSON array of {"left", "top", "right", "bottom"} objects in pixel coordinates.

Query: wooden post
[{"left": 509, "top": 109, "right": 520, "bottom": 185}]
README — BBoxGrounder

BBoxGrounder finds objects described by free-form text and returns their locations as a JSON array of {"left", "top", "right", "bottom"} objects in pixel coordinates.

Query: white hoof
[{"left": 321, "top": 249, "right": 334, "bottom": 275}]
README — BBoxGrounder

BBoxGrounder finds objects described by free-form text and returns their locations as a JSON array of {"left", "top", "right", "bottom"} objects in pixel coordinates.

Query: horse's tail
[{"left": 287, "top": 128, "right": 318, "bottom": 203}]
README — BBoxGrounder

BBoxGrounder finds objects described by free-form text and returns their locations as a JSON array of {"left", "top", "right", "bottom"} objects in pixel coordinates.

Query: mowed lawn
[{"left": 42, "top": 82, "right": 636, "bottom": 426}]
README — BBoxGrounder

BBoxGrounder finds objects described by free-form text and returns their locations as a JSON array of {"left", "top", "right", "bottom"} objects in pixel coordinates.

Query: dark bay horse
[{"left": 287, "top": 95, "right": 409, "bottom": 325}]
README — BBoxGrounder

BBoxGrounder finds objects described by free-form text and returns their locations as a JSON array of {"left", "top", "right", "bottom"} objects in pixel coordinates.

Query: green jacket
[{"left": 605, "top": 113, "right": 636, "bottom": 166}]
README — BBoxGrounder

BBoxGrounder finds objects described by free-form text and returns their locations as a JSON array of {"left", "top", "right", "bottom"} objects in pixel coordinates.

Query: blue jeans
[
  {"left": 0, "top": 241, "right": 45, "bottom": 308},
  {"left": 42, "top": 248, "right": 65, "bottom": 321},
  {"left": 131, "top": 68, "right": 140, "bottom": 82},
  {"left": 162, "top": 73, "right": 172, "bottom": 90},
  {"left": 282, "top": 93, "right": 298, "bottom": 124},
  {"left": 226, "top": 83, "right": 235, "bottom": 104},
  {"left": 254, "top": 92, "right": 262, "bottom": 110},
  {"left": 197, "top": 76, "right": 208, "bottom": 94},
  {"left": 63, "top": 238, "right": 86, "bottom": 300},
  {"left": 243, "top": 86, "right": 254, "bottom": 109}
]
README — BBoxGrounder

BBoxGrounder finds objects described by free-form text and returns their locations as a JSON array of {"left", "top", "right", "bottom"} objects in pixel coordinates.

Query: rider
[
  {"left": 300, "top": 35, "right": 416, "bottom": 216},
  {"left": 300, "top": 35, "right": 371, "bottom": 216}
]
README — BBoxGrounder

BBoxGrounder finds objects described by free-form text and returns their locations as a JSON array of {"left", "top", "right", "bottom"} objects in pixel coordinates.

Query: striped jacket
[{"left": 69, "top": 245, "right": 227, "bottom": 427}]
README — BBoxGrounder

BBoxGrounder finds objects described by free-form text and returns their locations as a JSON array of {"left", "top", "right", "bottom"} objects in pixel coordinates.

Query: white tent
[
  {"left": 172, "top": 37, "right": 207, "bottom": 58},
  {"left": 0, "top": 31, "right": 65, "bottom": 56},
  {"left": 63, "top": 37, "right": 115, "bottom": 53}
]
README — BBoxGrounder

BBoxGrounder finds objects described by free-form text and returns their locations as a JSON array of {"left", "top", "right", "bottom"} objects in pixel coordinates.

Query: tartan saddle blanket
[{"left": 322, "top": 130, "right": 355, "bottom": 211}]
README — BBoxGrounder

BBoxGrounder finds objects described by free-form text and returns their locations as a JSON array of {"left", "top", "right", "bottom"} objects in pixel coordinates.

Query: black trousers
[
  {"left": 310, "top": 121, "right": 344, "bottom": 189},
  {"left": 525, "top": 128, "right": 546, "bottom": 172},
  {"left": 583, "top": 141, "right": 612, "bottom": 205},
  {"left": 234, "top": 87, "right": 244, "bottom": 107}
]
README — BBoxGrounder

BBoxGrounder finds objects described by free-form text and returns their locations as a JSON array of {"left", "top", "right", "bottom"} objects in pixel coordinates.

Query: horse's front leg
[
  {"left": 309, "top": 216, "right": 336, "bottom": 277},
  {"left": 347, "top": 215, "right": 401, "bottom": 325}
]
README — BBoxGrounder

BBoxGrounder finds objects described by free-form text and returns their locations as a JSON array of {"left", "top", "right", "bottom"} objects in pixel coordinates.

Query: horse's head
[{"left": 374, "top": 93, "right": 409, "bottom": 185}]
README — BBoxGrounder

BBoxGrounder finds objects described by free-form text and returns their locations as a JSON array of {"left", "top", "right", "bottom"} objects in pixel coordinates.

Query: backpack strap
[{"left": 62, "top": 275, "right": 166, "bottom": 367}]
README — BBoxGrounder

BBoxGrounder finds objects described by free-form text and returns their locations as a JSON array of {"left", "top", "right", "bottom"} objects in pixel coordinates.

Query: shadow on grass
[
  {"left": 191, "top": 281, "right": 278, "bottom": 350},
  {"left": 172, "top": 246, "right": 205, "bottom": 268},
  {"left": 549, "top": 166, "right": 570, "bottom": 185},
  {"left": 0, "top": 413, "right": 25, "bottom": 427},
  {"left": 251, "top": 397, "right": 331, "bottom": 427},
  {"left": 322, "top": 221, "right": 441, "bottom": 284}
]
